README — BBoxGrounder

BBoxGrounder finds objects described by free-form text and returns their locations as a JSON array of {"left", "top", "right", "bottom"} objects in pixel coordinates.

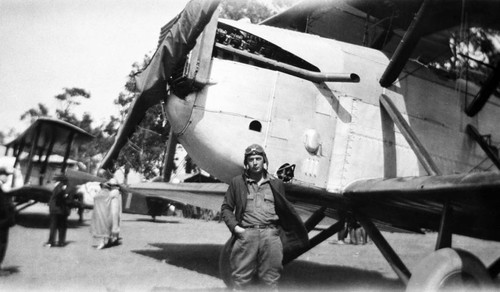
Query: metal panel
[{"left": 266, "top": 72, "right": 336, "bottom": 187}]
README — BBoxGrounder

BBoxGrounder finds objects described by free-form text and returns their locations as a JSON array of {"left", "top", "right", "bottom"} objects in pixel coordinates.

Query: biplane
[
  {"left": 100, "top": 0, "right": 500, "bottom": 290},
  {"left": 2, "top": 118, "right": 100, "bottom": 211},
  {"left": 1, "top": 118, "right": 183, "bottom": 218}
]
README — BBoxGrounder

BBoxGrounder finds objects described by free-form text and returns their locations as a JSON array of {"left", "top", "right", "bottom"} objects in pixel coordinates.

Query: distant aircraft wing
[
  {"left": 7, "top": 185, "right": 53, "bottom": 204},
  {"left": 4, "top": 118, "right": 93, "bottom": 156}
]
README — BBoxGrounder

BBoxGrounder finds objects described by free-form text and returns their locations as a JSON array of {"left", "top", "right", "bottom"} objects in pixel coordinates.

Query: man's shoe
[
  {"left": 44, "top": 242, "right": 54, "bottom": 248},
  {"left": 96, "top": 243, "right": 106, "bottom": 250}
]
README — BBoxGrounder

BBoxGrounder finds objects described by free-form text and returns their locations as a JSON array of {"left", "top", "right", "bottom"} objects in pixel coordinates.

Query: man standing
[
  {"left": 221, "top": 144, "right": 308, "bottom": 290},
  {"left": 0, "top": 167, "right": 15, "bottom": 276},
  {"left": 44, "top": 176, "right": 71, "bottom": 247}
]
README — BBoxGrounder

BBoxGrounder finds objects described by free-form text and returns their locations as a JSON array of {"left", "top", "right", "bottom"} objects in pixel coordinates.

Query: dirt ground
[{"left": 1, "top": 204, "right": 500, "bottom": 292}]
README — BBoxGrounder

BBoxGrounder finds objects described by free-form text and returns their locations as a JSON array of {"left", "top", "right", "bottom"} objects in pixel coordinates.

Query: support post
[
  {"left": 380, "top": 94, "right": 441, "bottom": 176},
  {"left": 465, "top": 62, "right": 500, "bottom": 116},
  {"left": 379, "top": 0, "right": 431, "bottom": 87},
  {"left": 61, "top": 132, "right": 75, "bottom": 174},
  {"left": 12, "top": 141, "right": 25, "bottom": 188},
  {"left": 284, "top": 220, "right": 344, "bottom": 264},
  {"left": 25, "top": 125, "right": 41, "bottom": 185},
  {"left": 304, "top": 206, "right": 326, "bottom": 232},
  {"left": 488, "top": 257, "right": 500, "bottom": 278},
  {"left": 162, "top": 129, "right": 178, "bottom": 182},
  {"left": 435, "top": 201, "right": 453, "bottom": 250},
  {"left": 356, "top": 211, "right": 411, "bottom": 284},
  {"left": 39, "top": 135, "right": 56, "bottom": 185},
  {"left": 36, "top": 148, "right": 44, "bottom": 185}
]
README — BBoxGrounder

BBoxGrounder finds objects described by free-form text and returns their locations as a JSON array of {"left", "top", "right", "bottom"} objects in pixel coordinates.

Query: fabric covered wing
[
  {"left": 125, "top": 182, "right": 227, "bottom": 214},
  {"left": 343, "top": 172, "right": 500, "bottom": 241},
  {"left": 261, "top": 0, "right": 500, "bottom": 64}
]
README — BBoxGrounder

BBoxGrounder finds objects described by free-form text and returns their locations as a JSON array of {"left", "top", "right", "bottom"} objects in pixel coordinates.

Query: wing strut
[
  {"left": 12, "top": 140, "right": 25, "bottom": 188},
  {"left": 284, "top": 220, "right": 345, "bottom": 264},
  {"left": 379, "top": 0, "right": 432, "bottom": 88},
  {"left": 435, "top": 202, "right": 453, "bottom": 250},
  {"left": 61, "top": 131, "right": 76, "bottom": 174},
  {"left": 356, "top": 211, "right": 411, "bottom": 284},
  {"left": 466, "top": 124, "right": 500, "bottom": 171},
  {"left": 39, "top": 134, "right": 56, "bottom": 185},
  {"left": 304, "top": 206, "right": 326, "bottom": 232},
  {"left": 488, "top": 258, "right": 500, "bottom": 278},
  {"left": 162, "top": 129, "right": 178, "bottom": 182},
  {"left": 465, "top": 62, "right": 500, "bottom": 116},
  {"left": 380, "top": 94, "right": 458, "bottom": 254},
  {"left": 24, "top": 124, "right": 41, "bottom": 185},
  {"left": 380, "top": 94, "right": 441, "bottom": 175}
]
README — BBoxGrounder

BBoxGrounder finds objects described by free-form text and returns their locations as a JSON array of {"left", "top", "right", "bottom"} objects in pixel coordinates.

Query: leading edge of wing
[
  {"left": 343, "top": 171, "right": 500, "bottom": 241},
  {"left": 127, "top": 182, "right": 227, "bottom": 212},
  {"left": 343, "top": 171, "right": 500, "bottom": 198},
  {"left": 7, "top": 185, "right": 53, "bottom": 204}
]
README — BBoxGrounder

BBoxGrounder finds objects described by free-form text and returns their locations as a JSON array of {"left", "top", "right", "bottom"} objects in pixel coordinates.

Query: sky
[{"left": 0, "top": 0, "right": 190, "bottom": 140}]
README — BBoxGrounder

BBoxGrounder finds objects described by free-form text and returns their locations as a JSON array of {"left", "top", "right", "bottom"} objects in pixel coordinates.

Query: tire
[
  {"left": 218, "top": 237, "right": 234, "bottom": 288},
  {"left": 406, "top": 248, "right": 494, "bottom": 292}
]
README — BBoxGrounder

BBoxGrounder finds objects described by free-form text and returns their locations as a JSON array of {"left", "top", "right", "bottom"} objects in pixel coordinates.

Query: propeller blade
[{"left": 100, "top": 0, "right": 220, "bottom": 171}]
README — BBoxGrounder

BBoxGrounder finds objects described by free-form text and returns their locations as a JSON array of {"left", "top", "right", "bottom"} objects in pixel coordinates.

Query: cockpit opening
[{"left": 214, "top": 21, "right": 319, "bottom": 72}]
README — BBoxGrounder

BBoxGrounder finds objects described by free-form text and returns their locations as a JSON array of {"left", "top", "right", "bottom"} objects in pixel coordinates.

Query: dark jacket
[
  {"left": 49, "top": 183, "right": 70, "bottom": 216},
  {"left": 221, "top": 174, "right": 309, "bottom": 258},
  {"left": 0, "top": 188, "right": 15, "bottom": 229}
]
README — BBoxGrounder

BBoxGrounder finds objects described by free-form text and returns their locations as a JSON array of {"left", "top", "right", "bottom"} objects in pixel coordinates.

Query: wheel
[
  {"left": 218, "top": 237, "right": 235, "bottom": 288},
  {"left": 406, "top": 248, "right": 494, "bottom": 292}
]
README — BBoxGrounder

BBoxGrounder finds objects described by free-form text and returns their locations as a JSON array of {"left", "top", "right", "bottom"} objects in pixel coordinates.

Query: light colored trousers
[{"left": 230, "top": 227, "right": 283, "bottom": 290}]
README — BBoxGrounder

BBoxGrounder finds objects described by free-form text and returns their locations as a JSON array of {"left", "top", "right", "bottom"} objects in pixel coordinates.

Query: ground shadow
[
  {"left": 14, "top": 213, "right": 87, "bottom": 229},
  {"left": 133, "top": 243, "right": 403, "bottom": 290},
  {"left": 132, "top": 218, "right": 181, "bottom": 224},
  {"left": 0, "top": 266, "right": 20, "bottom": 276},
  {"left": 134, "top": 243, "right": 222, "bottom": 278}
]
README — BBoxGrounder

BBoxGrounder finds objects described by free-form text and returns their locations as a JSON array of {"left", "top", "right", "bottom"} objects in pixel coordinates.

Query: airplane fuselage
[{"left": 165, "top": 19, "right": 500, "bottom": 192}]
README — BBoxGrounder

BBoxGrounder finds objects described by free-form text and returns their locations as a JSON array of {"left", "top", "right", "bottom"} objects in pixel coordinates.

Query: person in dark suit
[
  {"left": 44, "top": 176, "right": 71, "bottom": 247},
  {"left": 0, "top": 167, "right": 15, "bottom": 276}
]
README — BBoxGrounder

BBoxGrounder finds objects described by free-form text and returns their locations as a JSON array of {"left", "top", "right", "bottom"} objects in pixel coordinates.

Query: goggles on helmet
[{"left": 245, "top": 148, "right": 264, "bottom": 156}]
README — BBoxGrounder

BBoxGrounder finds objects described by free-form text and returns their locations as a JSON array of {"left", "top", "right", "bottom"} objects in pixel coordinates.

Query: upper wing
[
  {"left": 4, "top": 118, "right": 93, "bottom": 156},
  {"left": 262, "top": 0, "right": 500, "bottom": 64}
]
